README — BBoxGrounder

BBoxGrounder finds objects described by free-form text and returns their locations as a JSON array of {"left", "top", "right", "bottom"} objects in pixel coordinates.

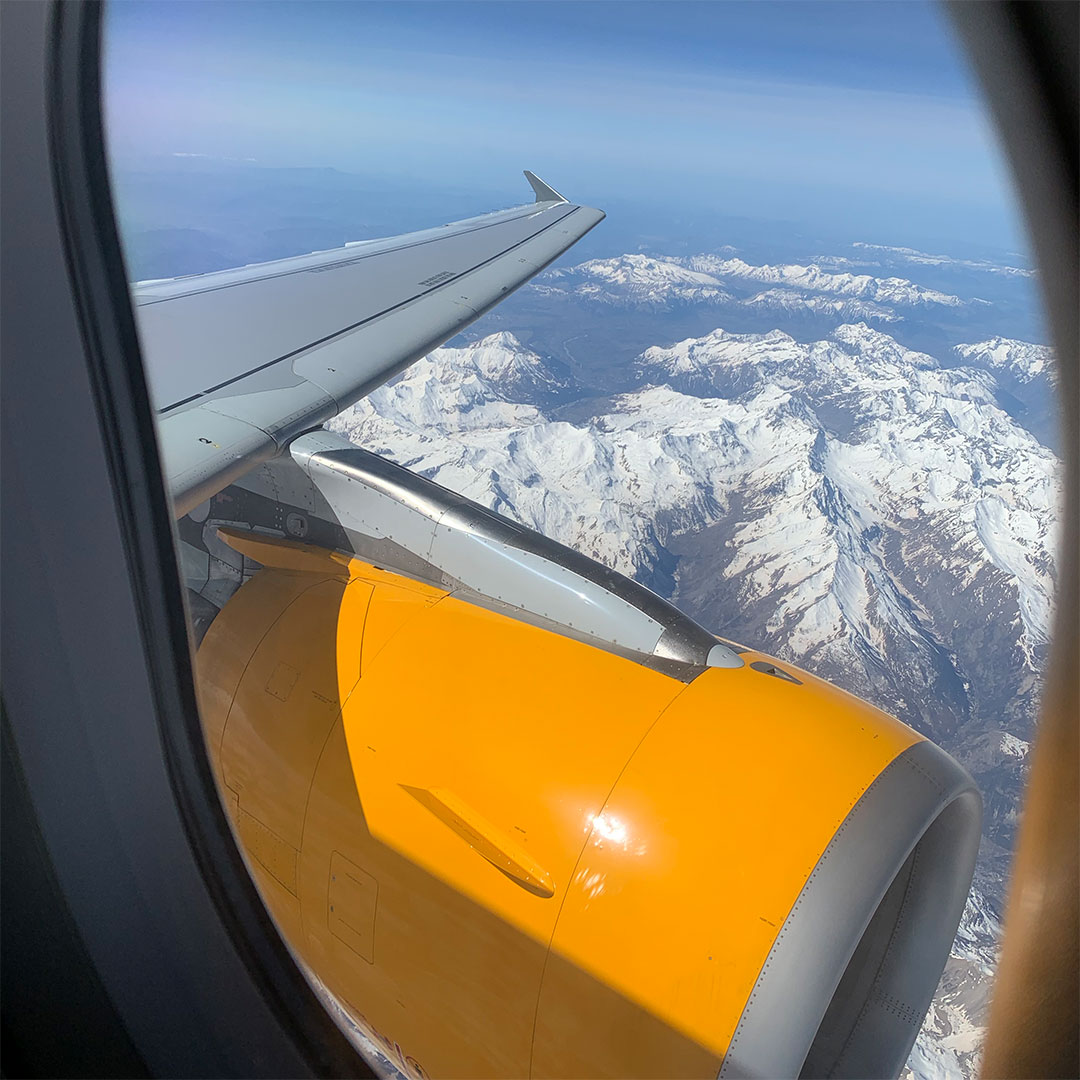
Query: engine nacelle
[{"left": 193, "top": 502, "right": 979, "bottom": 1078}]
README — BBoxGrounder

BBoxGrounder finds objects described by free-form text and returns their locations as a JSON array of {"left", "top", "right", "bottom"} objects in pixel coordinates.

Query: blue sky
[{"left": 104, "top": 0, "right": 1027, "bottom": 252}]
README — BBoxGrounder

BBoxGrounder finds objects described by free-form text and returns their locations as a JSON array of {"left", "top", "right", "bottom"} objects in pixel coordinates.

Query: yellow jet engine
[{"left": 186, "top": 432, "right": 980, "bottom": 1080}]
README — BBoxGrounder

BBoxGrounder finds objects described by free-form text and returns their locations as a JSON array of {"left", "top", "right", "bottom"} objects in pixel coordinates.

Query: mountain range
[{"left": 541, "top": 252, "right": 971, "bottom": 316}]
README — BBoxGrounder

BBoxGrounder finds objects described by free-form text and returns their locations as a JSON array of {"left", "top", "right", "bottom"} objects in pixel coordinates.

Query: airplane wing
[{"left": 131, "top": 172, "right": 604, "bottom": 518}]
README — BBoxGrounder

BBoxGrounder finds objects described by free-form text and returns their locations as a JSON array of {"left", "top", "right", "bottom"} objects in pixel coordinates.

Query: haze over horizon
[{"left": 105, "top": 0, "right": 1030, "bottom": 255}]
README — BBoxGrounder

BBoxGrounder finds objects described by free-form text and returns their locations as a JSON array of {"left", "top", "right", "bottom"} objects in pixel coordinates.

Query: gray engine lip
[{"left": 717, "top": 739, "right": 982, "bottom": 1080}]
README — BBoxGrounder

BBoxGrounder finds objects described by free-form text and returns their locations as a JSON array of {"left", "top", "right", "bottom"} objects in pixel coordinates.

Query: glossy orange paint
[
  {"left": 533, "top": 661, "right": 918, "bottom": 1076},
  {"left": 196, "top": 532, "right": 923, "bottom": 1078}
]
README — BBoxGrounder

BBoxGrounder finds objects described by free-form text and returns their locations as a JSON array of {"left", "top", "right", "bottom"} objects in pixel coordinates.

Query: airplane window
[{"left": 102, "top": 3, "right": 1061, "bottom": 1079}]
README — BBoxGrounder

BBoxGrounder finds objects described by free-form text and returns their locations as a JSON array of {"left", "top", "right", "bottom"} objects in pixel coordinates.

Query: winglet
[{"left": 524, "top": 170, "right": 567, "bottom": 204}]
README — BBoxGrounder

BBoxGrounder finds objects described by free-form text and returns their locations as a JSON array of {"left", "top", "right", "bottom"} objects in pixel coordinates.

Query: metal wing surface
[{"left": 133, "top": 172, "right": 603, "bottom": 517}]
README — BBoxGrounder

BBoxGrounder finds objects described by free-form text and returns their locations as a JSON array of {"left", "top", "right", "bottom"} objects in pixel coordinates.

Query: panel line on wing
[{"left": 137, "top": 204, "right": 549, "bottom": 307}]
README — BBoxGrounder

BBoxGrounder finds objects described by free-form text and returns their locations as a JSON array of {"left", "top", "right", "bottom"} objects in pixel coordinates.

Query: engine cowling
[{"left": 194, "top": 525, "right": 980, "bottom": 1080}]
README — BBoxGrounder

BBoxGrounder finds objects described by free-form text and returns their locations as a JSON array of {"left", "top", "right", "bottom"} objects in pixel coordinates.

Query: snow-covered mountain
[
  {"left": 328, "top": 321, "right": 1059, "bottom": 1080},
  {"left": 954, "top": 337, "right": 1055, "bottom": 383},
  {"left": 537, "top": 253, "right": 733, "bottom": 308},
  {"left": 543, "top": 252, "right": 972, "bottom": 318},
  {"left": 949, "top": 338, "right": 1059, "bottom": 454},
  {"left": 636, "top": 324, "right": 1057, "bottom": 733},
  {"left": 742, "top": 287, "right": 900, "bottom": 322},
  {"left": 684, "top": 254, "right": 970, "bottom": 307}
]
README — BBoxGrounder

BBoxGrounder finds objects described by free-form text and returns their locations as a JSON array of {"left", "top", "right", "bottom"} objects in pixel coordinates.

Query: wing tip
[{"left": 524, "top": 170, "right": 568, "bottom": 204}]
